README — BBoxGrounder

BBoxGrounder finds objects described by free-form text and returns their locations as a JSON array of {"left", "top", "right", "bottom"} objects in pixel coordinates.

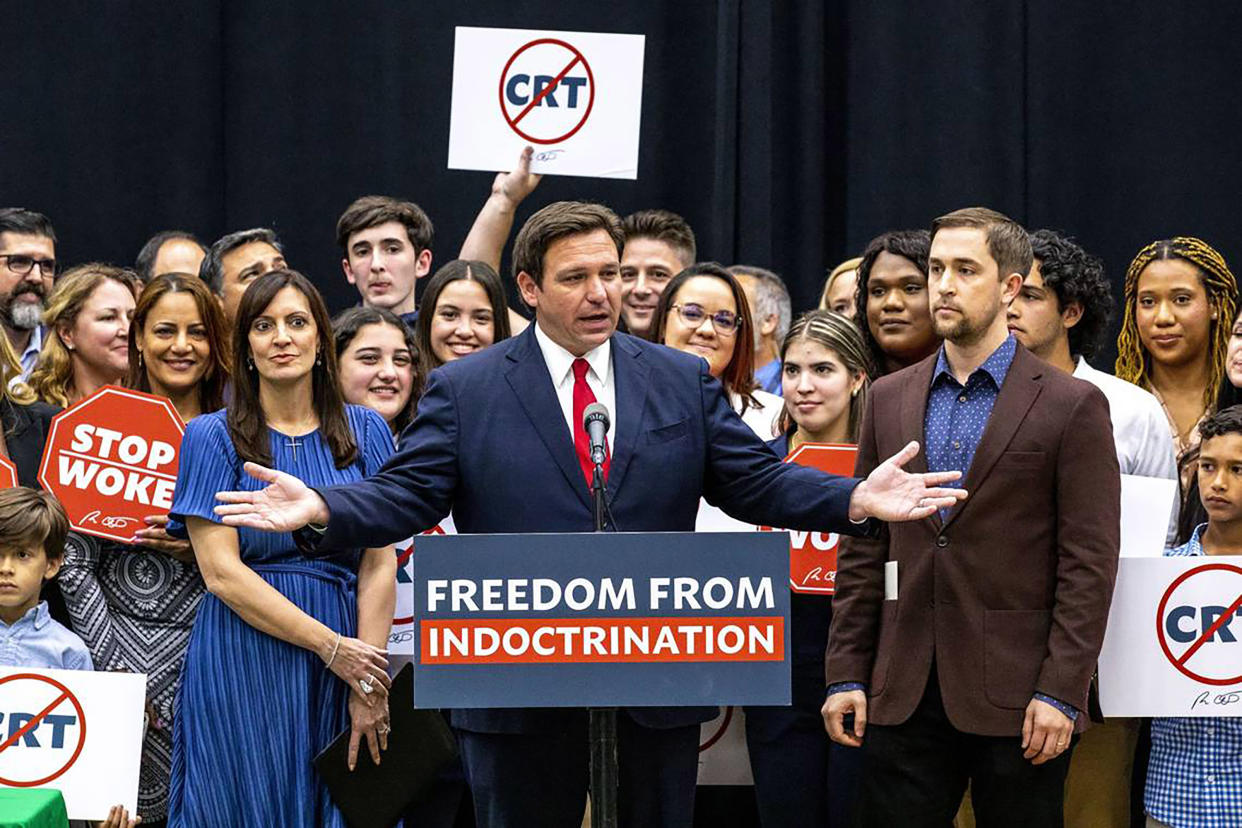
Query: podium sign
[{"left": 413, "top": 532, "right": 790, "bottom": 708}]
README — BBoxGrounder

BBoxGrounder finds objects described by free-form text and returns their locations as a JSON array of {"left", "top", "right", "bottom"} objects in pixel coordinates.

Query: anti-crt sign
[
  {"left": 39, "top": 386, "right": 185, "bottom": 543},
  {"left": 1098, "top": 556, "right": 1242, "bottom": 717},
  {"left": 759, "top": 443, "right": 858, "bottom": 595},
  {"left": 448, "top": 27, "right": 646, "bottom": 179},
  {"left": 0, "top": 667, "right": 145, "bottom": 819}
]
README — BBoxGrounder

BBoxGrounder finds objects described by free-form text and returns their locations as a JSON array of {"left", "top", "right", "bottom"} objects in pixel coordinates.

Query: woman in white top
[{"left": 650, "top": 262, "right": 781, "bottom": 530}]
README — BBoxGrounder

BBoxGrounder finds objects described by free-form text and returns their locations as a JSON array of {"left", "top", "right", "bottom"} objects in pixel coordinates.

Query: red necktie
[{"left": 572, "top": 358, "right": 610, "bottom": 489}]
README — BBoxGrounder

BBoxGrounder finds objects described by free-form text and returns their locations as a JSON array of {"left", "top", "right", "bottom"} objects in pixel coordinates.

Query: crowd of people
[{"left": 0, "top": 144, "right": 1238, "bottom": 828}]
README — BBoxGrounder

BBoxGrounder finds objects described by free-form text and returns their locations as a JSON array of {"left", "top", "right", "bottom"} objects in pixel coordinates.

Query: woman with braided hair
[{"left": 1115, "top": 237, "right": 1238, "bottom": 477}]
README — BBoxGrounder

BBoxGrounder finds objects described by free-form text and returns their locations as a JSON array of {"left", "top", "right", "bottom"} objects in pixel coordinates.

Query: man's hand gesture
[
  {"left": 213, "top": 462, "right": 329, "bottom": 532},
  {"left": 848, "top": 441, "right": 968, "bottom": 522}
]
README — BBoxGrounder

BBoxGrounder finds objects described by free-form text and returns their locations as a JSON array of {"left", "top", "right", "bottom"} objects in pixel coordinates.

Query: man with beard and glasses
[
  {"left": 824, "top": 207, "right": 1121, "bottom": 827},
  {"left": 0, "top": 209, "right": 57, "bottom": 381}
]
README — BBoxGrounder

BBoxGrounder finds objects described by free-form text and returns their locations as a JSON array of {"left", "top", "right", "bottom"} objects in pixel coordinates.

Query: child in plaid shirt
[{"left": 1146, "top": 407, "right": 1242, "bottom": 828}]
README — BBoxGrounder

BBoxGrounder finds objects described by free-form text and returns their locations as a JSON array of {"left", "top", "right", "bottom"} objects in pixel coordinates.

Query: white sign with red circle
[
  {"left": 448, "top": 26, "right": 646, "bottom": 179},
  {"left": 389, "top": 517, "right": 456, "bottom": 662},
  {"left": 0, "top": 667, "right": 145, "bottom": 819},
  {"left": 0, "top": 456, "right": 16, "bottom": 489},
  {"left": 38, "top": 386, "right": 186, "bottom": 543},
  {"left": 1098, "top": 556, "right": 1242, "bottom": 716}
]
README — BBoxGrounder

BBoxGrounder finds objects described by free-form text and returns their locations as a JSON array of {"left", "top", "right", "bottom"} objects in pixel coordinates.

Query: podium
[{"left": 410, "top": 531, "right": 792, "bottom": 709}]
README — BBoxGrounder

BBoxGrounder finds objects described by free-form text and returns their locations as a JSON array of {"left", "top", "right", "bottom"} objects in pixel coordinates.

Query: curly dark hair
[
  {"left": 854, "top": 229, "right": 931, "bottom": 376},
  {"left": 1028, "top": 229, "right": 1114, "bottom": 360}
]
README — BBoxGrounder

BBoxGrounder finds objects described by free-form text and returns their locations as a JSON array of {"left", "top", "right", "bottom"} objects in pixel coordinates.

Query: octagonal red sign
[
  {"left": 38, "top": 386, "right": 186, "bottom": 543},
  {"left": 0, "top": 456, "right": 16, "bottom": 489}
]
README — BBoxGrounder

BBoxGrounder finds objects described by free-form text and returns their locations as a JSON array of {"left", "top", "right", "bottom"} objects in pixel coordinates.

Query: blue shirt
[
  {"left": 1146, "top": 523, "right": 1242, "bottom": 828},
  {"left": 0, "top": 601, "right": 94, "bottom": 670},
  {"left": 924, "top": 334, "right": 1017, "bottom": 506},
  {"left": 754, "top": 358, "right": 782, "bottom": 395}
]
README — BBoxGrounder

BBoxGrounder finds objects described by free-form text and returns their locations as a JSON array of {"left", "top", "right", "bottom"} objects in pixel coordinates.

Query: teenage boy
[
  {"left": 0, "top": 487, "right": 90, "bottom": 669},
  {"left": 1145, "top": 406, "right": 1242, "bottom": 828}
]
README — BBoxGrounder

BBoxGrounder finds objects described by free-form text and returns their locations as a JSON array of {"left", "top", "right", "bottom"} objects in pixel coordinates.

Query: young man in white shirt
[{"left": 1007, "top": 227, "right": 1177, "bottom": 828}]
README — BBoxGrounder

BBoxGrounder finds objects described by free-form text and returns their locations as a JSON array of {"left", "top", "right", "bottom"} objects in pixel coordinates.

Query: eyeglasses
[
  {"left": 0, "top": 254, "right": 56, "bottom": 278},
  {"left": 671, "top": 303, "right": 742, "bottom": 335}
]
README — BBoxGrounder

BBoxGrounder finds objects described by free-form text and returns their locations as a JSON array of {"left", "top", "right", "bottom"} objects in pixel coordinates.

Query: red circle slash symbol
[
  {"left": 0, "top": 673, "right": 88, "bottom": 786},
  {"left": 498, "top": 38, "right": 596, "bottom": 145},
  {"left": 1155, "top": 562, "right": 1242, "bottom": 687}
]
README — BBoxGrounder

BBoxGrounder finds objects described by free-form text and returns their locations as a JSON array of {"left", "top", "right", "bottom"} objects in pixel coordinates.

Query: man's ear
[
  {"left": 1061, "top": 300, "right": 1084, "bottom": 330},
  {"left": 416, "top": 248, "right": 433, "bottom": 279},
  {"left": 516, "top": 271, "right": 540, "bottom": 309},
  {"left": 43, "top": 556, "right": 62, "bottom": 581},
  {"left": 341, "top": 258, "right": 356, "bottom": 286},
  {"left": 760, "top": 314, "right": 778, "bottom": 338},
  {"left": 1001, "top": 272, "right": 1025, "bottom": 304}
]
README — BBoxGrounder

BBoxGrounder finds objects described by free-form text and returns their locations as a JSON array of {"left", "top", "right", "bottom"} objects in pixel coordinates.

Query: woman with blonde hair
[
  {"left": 819, "top": 256, "right": 863, "bottom": 320},
  {"left": 1115, "top": 237, "right": 1238, "bottom": 470},
  {"left": 28, "top": 263, "right": 139, "bottom": 408}
]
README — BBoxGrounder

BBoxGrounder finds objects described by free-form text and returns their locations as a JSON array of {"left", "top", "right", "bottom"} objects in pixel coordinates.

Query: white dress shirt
[
  {"left": 1074, "top": 357, "right": 1180, "bottom": 545},
  {"left": 533, "top": 323, "right": 617, "bottom": 450}
]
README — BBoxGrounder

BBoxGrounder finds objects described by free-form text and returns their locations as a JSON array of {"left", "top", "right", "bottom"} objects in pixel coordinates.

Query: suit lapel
[
  {"left": 899, "top": 355, "right": 938, "bottom": 528},
  {"left": 504, "top": 327, "right": 592, "bottom": 511},
  {"left": 605, "top": 335, "right": 649, "bottom": 504},
  {"left": 941, "top": 347, "right": 1043, "bottom": 530}
]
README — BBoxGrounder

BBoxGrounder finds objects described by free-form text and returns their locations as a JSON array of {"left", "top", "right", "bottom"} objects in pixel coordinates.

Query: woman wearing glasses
[
  {"left": 652, "top": 263, "right": 782, "bottom": 538},
  {"left": 652, "top": 263, "right": 783, "bottom": 439}
]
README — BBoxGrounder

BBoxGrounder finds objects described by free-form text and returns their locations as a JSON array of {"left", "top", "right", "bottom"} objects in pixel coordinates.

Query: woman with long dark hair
[
  {"left": 166, "top": 270, "right": 396, "bottom": 827},
  {"left": 58, "top": 274, "right": 230, "bottom": 826},
  {"left": 416, "top": 259, "right": 512, "bottom": 376}
]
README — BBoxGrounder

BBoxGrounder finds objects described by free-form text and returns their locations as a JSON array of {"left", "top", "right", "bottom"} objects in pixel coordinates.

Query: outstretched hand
[
  {"left": 491, "top": 146, "right": 543, "bottom": 206},
  {"left": 213, "top": 462, "right": 329, "bottom": 533},
  {"left": 848, "top": 441, "right": 967, "bottom": 522}
]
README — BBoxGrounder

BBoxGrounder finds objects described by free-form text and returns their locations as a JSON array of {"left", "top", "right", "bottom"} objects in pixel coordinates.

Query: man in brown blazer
[{"left": 822, "top": 207, "right": 1121, "bottom": 827}]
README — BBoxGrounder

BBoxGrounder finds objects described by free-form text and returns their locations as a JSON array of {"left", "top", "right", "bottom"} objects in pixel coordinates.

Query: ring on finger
[{"left": 359, "top": 678, "right": 375, "bottom": 695}]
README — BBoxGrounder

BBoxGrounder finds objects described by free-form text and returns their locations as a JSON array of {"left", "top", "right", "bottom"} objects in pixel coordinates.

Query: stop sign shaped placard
[
  {"left": 0, "top": 456, "right": 16, "bottom": 489},
  {"left": 760, "top": 443, "right": 858, "bottom": 595},
  {"left": 38, "top": 386, "right": 185, "bottom": 543}
]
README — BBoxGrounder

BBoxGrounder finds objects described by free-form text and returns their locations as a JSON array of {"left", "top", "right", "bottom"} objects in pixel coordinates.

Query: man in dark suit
[
  {"left": 215, "top": 201, "right": 967, "bottom": 828},
  {"left": 823, "top": 207, "right": 1121, "bottom": 827}
]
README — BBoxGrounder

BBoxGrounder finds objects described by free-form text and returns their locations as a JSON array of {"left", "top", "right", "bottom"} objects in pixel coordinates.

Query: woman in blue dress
[{"left": 167, "top": 270, "right": 397, "bottom": 827}]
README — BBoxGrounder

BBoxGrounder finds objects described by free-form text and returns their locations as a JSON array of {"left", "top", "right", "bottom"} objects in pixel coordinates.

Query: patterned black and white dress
[{"left": 59, "top": 531, "right": 205, "bottom": 823}]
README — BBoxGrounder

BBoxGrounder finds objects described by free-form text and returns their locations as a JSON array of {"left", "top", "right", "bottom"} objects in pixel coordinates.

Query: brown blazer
[{"left": 825, "top": 345, "right": 1121, "bottom": 737}]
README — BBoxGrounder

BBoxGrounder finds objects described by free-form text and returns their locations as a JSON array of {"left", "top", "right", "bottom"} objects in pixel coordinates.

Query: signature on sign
[
  {"left": 388, "top": 630, "right": 414, "bottom": 646},
  {"left": 799, "top": 567, "right": 836, "bottom": 588},
  {"left": 81, "top": 510, "right": 140, "bottom": 530},
  {"left": 533, "top": 149, "right": 565, "bottom": 162},
  {"left": 1190, "top": 690, "right": 1241, "bottom": 711}
]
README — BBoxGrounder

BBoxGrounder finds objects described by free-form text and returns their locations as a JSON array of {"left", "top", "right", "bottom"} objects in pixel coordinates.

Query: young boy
[
  {"left": 1146, "top": 406, "right": 1242, "bottom": 827},
  {"left": 0, "top": 487, "right": 91, "bottom": 670}
]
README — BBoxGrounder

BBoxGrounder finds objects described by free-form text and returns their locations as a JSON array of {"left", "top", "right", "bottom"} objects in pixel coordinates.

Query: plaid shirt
[{"left": 1146, "top": 524, "right": 1242, "bottom": 828}]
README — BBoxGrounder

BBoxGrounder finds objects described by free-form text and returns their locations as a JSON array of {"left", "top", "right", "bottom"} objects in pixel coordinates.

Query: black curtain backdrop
[{"left": 4, "top": 1, "right": 1241, "bottom": 369}]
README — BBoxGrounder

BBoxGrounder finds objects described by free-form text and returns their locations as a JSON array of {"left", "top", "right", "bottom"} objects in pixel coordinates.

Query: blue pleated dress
[{"left": 165, "top": 405, "right": 393, "bottom": 828}]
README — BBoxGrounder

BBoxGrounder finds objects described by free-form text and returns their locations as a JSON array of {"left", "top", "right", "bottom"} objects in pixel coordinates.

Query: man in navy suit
[{"left": 216, "top": 201, "right": 967, "bottom": 828}]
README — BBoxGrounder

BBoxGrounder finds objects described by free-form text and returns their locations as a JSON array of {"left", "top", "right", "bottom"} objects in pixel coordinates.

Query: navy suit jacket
[{"left": 316, "top": 326, "right": 865, "bottom": 733}]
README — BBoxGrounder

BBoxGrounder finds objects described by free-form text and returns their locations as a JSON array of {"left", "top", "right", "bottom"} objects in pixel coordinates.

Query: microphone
[{"left": 582, "top": 402, "right": 610, "bottom": 466}]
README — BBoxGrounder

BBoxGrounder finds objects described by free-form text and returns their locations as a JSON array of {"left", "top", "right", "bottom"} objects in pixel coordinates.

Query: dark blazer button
[{"left": 936, "top": 535, "right": 949, "bottom": 548}]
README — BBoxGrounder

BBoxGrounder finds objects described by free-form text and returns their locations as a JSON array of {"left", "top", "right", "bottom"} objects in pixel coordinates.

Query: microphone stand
[{"left": 589, "top": 459, "right": 618, "bottom": 828}]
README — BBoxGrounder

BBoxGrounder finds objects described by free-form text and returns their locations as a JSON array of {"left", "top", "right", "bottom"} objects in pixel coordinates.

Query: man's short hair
[
  {"left": 336, "top": 196, "right": 434, "bottom": 255},
  {"left": 513, "top": 201, "right": 624, "bottom": 286},
  {"left": 1200, "top": 405, "right": 1242, "bottom": 442},
  {"left": 0, "top": 208, "right": 56, "bottom": 243},
  {"left": 200, "top": 228, "right": 283, "bottom": 294},
  {"left": 621, "top": 209, "right": 696, "bottom": 268},
  {"left": 727, "top": 264, "right": 792, "bottom": 344},
  {"left": 931, "top": 206, "right": 1032, "bottom": 281},
  {"left": 0, "top": 487, "right": 68, "bottom": 561},
  {"left": 135, "top": 230, "right": 205, "bottom": 283},
  {"left": 1029, "top": 229, "right": 1114, "bottom": 360}
]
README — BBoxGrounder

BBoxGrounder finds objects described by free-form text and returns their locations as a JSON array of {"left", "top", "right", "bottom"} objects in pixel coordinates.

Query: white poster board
[
  {"left": 448, "top": 27, "right": 646, "bottom": 179},
  {"left": 390, "top": 516, "right": 456, "bottom": 674},
  {"left": 1120, "top": 474, "right": 1178, "bottom": 557},
  {"left": 1098, "top": 556, "right": 1242, "bottom": 717},
  {"left": 698, "top": 706, "right": 754, "bottom": 786},
  {"left": 0, "top": 666, "right": 145, "bottom": 819}
]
